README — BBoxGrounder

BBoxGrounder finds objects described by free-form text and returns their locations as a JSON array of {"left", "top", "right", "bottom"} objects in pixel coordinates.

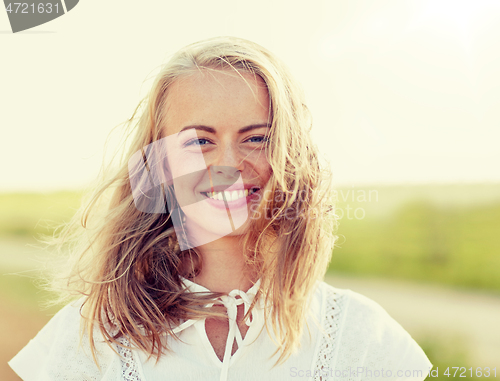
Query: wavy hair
[{"left": 47, "top": 36, "right": 337, "bottom": 366}]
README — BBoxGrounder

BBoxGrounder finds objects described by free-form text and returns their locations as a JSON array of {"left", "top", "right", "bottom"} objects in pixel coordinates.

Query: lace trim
[
  {"left": 313, "top": 286, "right": 346, "bottom": 381},
  {"left": 112, "top": 286, "right": 345, "bottom": 381},
  {"left": 117, "top": 337, "right": 142, "bottom": 381}
]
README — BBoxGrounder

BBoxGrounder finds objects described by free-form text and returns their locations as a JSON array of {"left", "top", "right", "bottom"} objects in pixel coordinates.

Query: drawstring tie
[
  {"left": 218, "top": 289, "right": 257, "bottom": 381},
  {"left": 178, "top": 277, "right": 262, "bottom": 381}
]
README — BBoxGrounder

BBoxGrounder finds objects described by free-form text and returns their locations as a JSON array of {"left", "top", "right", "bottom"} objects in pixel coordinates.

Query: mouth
[{"left": 200, "top": 187, "right": 260, "bottom": 202}]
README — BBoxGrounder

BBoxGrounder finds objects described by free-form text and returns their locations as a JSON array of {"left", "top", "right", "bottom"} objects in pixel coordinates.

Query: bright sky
[{"left": 1, "top": 0, "right": 499, "bottom": 192}]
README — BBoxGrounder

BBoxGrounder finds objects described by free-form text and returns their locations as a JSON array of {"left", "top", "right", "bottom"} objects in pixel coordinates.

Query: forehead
[{"left": 163, "top": 69, "right": 270, "bottom": 136}]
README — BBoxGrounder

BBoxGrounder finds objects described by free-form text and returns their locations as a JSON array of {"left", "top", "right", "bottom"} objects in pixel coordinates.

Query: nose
[
  {"left": 211, "top": 143, "right": 244, "bottom": 178},
  {"left": 211, "top": 165, "right": 241, "bottom": 178}
]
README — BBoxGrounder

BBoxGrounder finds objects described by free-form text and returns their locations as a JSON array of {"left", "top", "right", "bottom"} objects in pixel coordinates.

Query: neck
[{"left": 192, "top": 235, "right": 255, "bottom": 293}]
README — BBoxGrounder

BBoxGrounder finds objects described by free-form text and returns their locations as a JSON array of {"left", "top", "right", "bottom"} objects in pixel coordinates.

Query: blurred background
[{"left": 1, "top": 0, "right": 499, "bottom": 379}]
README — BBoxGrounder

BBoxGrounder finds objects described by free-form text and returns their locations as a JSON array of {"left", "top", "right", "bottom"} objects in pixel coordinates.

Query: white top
[{"left": 9, "top": 280, "right": 432, "bottom": 381}]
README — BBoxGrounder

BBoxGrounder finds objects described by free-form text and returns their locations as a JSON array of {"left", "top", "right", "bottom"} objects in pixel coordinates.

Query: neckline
[
  {"left": 178, "top": 275, "right": 265, "bottom": 376},
  {"left": 179, "top": 276, "right": 262, "bottom": 296}
]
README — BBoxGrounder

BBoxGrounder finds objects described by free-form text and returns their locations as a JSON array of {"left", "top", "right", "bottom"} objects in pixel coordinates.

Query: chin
[{"left": 182, "top": 215, "right": 250, "bottom": 247}]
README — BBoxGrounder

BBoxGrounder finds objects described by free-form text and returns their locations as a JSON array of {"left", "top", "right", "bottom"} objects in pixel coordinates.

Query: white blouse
[{"left": 9, "top": 280, "right": 432, "bottom": 381}]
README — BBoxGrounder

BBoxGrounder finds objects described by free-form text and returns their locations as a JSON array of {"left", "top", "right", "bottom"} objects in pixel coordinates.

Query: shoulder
[
  {"left": 9, "top": 299, "right": 121, "bottom": 381},
  {"left": 314, "top": 281, "right": 432, "bottom": 380}
]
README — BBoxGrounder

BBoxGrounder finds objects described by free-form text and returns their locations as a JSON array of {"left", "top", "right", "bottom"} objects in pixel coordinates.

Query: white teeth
[
  {"left": 224, "top": 190, "right": 236, "bottom": 201},
  {"left": 204, "top": 189, "right": 249, "bottom": 201}
]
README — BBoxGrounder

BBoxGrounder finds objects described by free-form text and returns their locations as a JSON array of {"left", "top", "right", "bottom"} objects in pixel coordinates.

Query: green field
[
  {"left": 0, "top": 191, "right": 83, "bottom": 310},
  {"left": 0, "top": 191, "right": 83, "bottom": 239},
  {"left": 330, "top": 183, "right": 500, "bottom": 293}
]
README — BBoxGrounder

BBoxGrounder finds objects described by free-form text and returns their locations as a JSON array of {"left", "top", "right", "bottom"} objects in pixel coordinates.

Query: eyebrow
[{"left": 179, "top": 123, "right": 271, "bottom": 135}]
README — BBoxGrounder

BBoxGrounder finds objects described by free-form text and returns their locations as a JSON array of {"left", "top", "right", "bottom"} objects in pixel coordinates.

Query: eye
[
  {"left": 184, "top": 138, "right": 211, "bottom": 147},
  {"left": 246, "top": 135, "right": 269, "bottom": 144}
]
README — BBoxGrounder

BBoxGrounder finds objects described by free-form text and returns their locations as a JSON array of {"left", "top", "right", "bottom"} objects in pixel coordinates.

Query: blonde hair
[{"left": 48, "top": 36, "right": 337, "bottom": 366}]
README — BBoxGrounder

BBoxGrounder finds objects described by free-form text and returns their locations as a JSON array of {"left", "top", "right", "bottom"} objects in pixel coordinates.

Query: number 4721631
[
  {"left": 444, "top": 367, "right": 496, "bottom": 377},
  {"left": 5, "top": 3, "right": 61, "bottom": 14}
]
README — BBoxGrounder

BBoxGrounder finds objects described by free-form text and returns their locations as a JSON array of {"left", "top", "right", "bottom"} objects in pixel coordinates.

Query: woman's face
[{"left": 162, "top": 69, "right": 272, "bottom": 248}]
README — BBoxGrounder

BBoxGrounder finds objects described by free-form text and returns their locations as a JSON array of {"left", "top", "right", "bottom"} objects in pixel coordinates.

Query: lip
[{"left": 200, "top": 188, "right": 262, "bottom": 210}]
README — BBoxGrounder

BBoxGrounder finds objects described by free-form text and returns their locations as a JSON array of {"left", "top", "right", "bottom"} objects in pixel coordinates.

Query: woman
[{"left": 9, "top": 37, "right": 432, "bottom": 380}]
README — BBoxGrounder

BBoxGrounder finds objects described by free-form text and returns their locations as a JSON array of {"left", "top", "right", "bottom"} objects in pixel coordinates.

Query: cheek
[
  {"left": 167, "top": 151, "right": 207, "bottom": 187},
  {"left": 172, "top": 178, "right": 198, "bottom": 213},
  {"left": 255, "top": 160, "right": 272, "bottom": 183},
  {"left": 169, "top": 155, "right": 206, "bottom": 179},
  {"left": 172, "top": 171, "right": 203, "bottom": 197}
]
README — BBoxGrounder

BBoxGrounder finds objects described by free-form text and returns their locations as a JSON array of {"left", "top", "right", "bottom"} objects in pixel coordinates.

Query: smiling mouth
[{"left": 201, "top": 187, "right": 260, "bottom": 201}]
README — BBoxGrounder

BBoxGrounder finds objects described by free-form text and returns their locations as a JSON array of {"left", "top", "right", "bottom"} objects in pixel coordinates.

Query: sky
[{"left": 1, "top": 0, "right": 500, "bottom": 192}]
